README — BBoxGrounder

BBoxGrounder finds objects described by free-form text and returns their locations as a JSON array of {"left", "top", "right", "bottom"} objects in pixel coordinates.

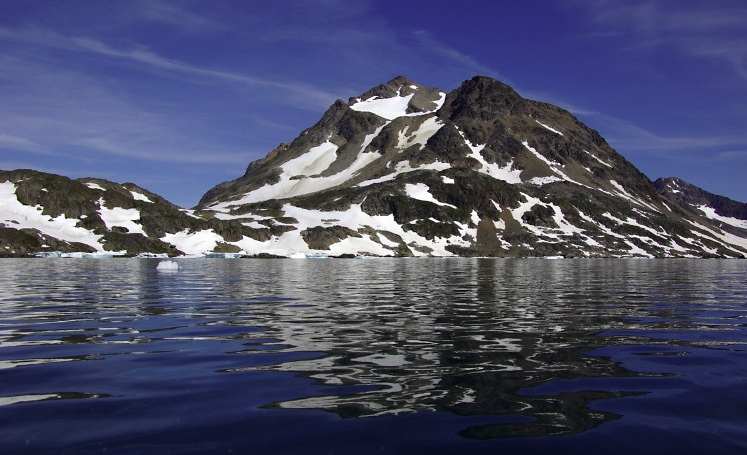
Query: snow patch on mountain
[
  {"left": 264, "top": 203, "right": 472, "bottom": 257},
  {"left": 396, "top": 116, "right": 443, "bottom": 150},
  {"left": 130, "top": 190, "right": 152, "bottom": 203},
  {"left": 211, "top": 141, "right": 342, "bottom": 207},
  {"left": 0, "top": 181, "right": 102, "bottom": 250},
  {"left": 84, "top": 182, "right": 105, "bottom": 191},
  {"left": 457, "top": 129, "right": 523, "bottom": 184},
  {"left": 588, "top": 152, "right": 613, "bottom": 168},
  {"left": 357, "top": 159, "right": 451, "bottom": 187},
  {"left": 535, "top": 120, "right": 563, "bottom": 136},
  {"left": 161, "top": 229, "right": 222, "bottom": 255},
  {"left": 98, "top": 199, "right": 145, "bottom": 235},
  {"left": 405, "top": 183, "right": 457, "bottom": 208},
  {"left": 697, "top": 205, "right": 747, "bottom": 229},
  {"left": 350, "top": 93, "right": 415, "bottom": 120}
]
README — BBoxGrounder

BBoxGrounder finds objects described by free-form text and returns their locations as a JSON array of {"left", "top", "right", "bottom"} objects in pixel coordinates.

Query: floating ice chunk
[{"left": 157, "top": 260, "right": 179, "bottom": 271}]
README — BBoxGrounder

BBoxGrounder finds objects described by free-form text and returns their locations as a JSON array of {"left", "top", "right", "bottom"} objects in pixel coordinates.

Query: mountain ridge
[{"left": 2, "top": 76, "right": 746, "bottom": 258}]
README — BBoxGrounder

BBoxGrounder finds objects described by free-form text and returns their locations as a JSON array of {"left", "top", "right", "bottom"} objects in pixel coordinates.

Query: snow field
[
  {"left": 697, "top": 205, "right": 747, "bottom": 230},
  {"left": 350, "top": 93, "right": 415, "bottom": 120},
  {"left": 349, "top": 89, "right": 446, "bottom": 120},
  {"left": 0, "top": 182, "right": 103, "bottom": 250},
  {"left": 98, "top": 198, "right": 145, "bottom": 235}
]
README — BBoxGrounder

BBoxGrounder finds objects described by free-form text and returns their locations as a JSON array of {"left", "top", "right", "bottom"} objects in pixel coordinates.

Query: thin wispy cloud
[
  {"left": 574, "top": 0, "right": 747, "bottom": 79},
  {"left": 411, "top": 30, "right": 506, "bottom": 82},
  {"left": 136, "top": 0, "right": 219, "bottom": 32},
  {"left": 0, "top": 25, "right": 339, "bottom": 111}
]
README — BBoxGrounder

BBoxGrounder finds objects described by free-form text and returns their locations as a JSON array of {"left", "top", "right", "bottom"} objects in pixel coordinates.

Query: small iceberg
[
  {"left": 34, "top": 251, "right": 62, "bottom": 258},
  {"left": 157, "top": 260, "right": 179, "bottom": 271}
]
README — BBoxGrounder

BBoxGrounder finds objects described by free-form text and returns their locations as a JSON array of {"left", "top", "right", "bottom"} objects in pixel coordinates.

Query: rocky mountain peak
[
  {"left": 187, "top": 76, "right": 747, "bottom": 258},
  {"left": 350, "top": 75, "right": 419, "bottom": 101},
  {"left": 439, "top": 75, "right": 524, "bottom": 119}
]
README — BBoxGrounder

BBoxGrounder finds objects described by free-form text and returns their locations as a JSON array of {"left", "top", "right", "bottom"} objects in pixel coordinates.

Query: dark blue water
[{"left": 1, "top": 258, "right": 746, "bottom": 454}]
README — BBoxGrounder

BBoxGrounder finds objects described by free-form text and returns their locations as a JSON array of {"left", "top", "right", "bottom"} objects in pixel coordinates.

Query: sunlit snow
[
  {"left": 357, "top": 160, "right": 451, "bottom": 187},
  {"left": 404, "top": 183, "right": 457, "bottom": 208},
  {"left": 396, "top": 116, "right": 443, "bottom": 150},
  {"left": 130, "top": 190, "right": 152, "bottom": 203},
  {"left": 0, "top": 182, "right": 103, "bottom": 250},
  {"left": 98, "top": 199, "right": 145, "bottom": 235},
  {"left": 161, "top": 229, "right": 223, "bottom": 255},
  {"left": 84, "top": 182, "right": 105, "bottom": 191},
  {"left": 350, "top": 94, "right": 415, "bottom": 120},
  {"left": 697, "top": 205, "right": 747, "bottom": 230},
  {"left": 349, "top": 91, "right": 446, "bottom": 120},
  {"left": 456, "top": 128, "right": 523, "bottom": 183},
  {"left": 535, "top": 120, "right": 563, "bottom": 136}
]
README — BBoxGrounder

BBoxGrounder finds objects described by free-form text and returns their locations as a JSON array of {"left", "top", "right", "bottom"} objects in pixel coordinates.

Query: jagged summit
[{"left": 348, "top": 76, "right": 446, "bottom": 118}]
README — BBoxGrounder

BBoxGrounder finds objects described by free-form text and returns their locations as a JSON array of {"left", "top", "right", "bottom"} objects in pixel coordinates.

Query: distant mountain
[
  {"left": 655, "top": 177, "right": 747, "bottom": 237},
  {"left": 1, "top": 76, "right": 746, "bottom": 258},
  {"left": 0, "top": 169, "right": 274, "bottom": 256}
]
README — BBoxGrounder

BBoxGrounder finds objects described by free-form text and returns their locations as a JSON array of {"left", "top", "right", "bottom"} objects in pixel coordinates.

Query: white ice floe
[{"left": 156, "top": 260, "right": 179, "bottom": 271}]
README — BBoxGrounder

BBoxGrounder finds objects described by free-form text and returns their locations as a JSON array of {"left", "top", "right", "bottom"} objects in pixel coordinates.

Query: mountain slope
[
  {"left": 0, "top": 169, "right": 282, "bottom": 256},
  {"left": 197, "top": 76, "right": 747, "bottom": 258},
  {"left": 655, "top": 177, "right": 747, "bottom": 237}
]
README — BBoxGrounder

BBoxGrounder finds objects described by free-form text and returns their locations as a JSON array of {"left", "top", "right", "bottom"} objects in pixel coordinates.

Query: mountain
[
  {"left": 655, "top": 177, "right": 747, "bottom": 237},
  {"left": 0, "top": 169, "right": 274, "bottom": 257},
  {"left": 196, "top": 76, "right": 747, "bottom": 258},
  {"left": 2, "top": 76, "right": 746, "bottom": 258}
]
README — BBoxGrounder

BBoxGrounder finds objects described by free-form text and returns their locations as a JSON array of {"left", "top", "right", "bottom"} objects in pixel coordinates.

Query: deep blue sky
[{"left": 1, "top": 0, "right": 746, "bottom": 207}]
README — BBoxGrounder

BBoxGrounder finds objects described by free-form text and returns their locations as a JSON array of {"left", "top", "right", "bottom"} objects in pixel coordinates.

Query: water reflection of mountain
[{"left": 232, "top": 259, "right": 653, "bottom": 438}]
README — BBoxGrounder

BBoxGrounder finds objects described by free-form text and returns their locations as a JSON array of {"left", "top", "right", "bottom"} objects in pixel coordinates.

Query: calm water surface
[{"left": 0, "top": 258, "right": 746, "bottom": 454}]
